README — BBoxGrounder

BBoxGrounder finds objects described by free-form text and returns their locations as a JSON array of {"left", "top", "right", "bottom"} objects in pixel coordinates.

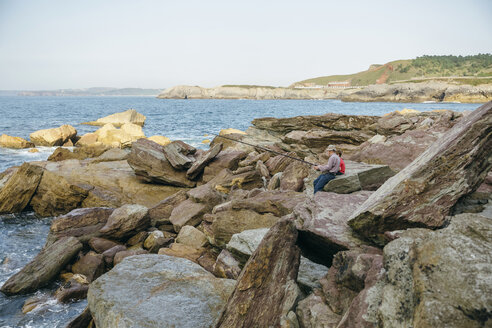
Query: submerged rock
[
  {"left": 348, "top": 102, "right": 492, "bottom": 244},
  {"left": 88, "top": 254, "right": 235, "bottom": 328},
  {"left": 1, "top": 237, "right": 82, "bottom": 295}
]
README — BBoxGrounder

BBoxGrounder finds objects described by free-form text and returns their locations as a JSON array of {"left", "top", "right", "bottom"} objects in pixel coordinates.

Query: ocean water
[{"left": 0, "top": 96, "right": 482, "bottom": 327}]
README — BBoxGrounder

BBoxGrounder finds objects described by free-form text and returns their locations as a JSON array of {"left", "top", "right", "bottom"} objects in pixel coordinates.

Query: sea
[{"left": 0, "top": 96, "right": 481, "bottom": 327}]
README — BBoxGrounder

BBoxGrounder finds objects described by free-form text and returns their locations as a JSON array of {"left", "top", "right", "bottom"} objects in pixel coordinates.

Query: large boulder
[
  {"left": 0, "top": 237, "right": 82, "bottom": 295},
  {"left": 216, "top": 219, "right": 300, "bottom": 327},
  {"left": 99, "top": 204, "right": 150, "bottom": 240},
  {"left": 294, "top": 191, "right": 372, "bottom": 266},
  {"left": 127, "top": 138, "right": 196, "bottom": 187},
  {"left": 348, "top": 102, "right": 492, "bottom": 244},
  {"left": 280, "top": 161, "right": 310, "bottom": 191},
  {"left": 168, "top": 199, "right": 209, "bottom": 232},
  {"left": 88, "top": 254, "right": 236, "bottom": 328},
  {"left": 82, "top": 109, "right": 146, "bottom": 127},
  {"left": 0, "top": 163, "right": 44, "bottom": 214},
  {"left": 0, "top": 134, "right": 34, "bottom": 148},
  {"left": 71, "top": 251, "right": 105, "bottom": 282},
  {"left": 96, "top": 123, "right": 145, "bottom": 148},
  {"left": 46, "top": 207, "right": 115, "bottom": 246},
  {"left": 376, "top": 213, "right": 492, "bottom": 328},
  {"left": 29, "top": 124, "right": 77, "bottom": 146}
]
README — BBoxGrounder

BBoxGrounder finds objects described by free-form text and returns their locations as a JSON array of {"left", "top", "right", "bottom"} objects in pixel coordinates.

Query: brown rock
[
  {"left": 143, "top": 230, "right": 171, "bottom": 253},
  {"left": 113, "top": 249, "right": 148, "bottom": 266},
  {"left": 238, "top": 151, "right": 271, "bottom": 167},
  {"left": 126, "top": 231, "right": 149, "bottom": 246},
  {"left": 213, "top": 249, "right": 241, "bottom": 279},
  {"left": 216, "top": 219, "right": 300, "bottom": 327},
  {"left": 211, "top": 168, "right": 264, "bottom": 193},
  {"left": 102, "top": 245, "right": 127, "bottom": 267},
  {"left": 186, "top": 143, "right": 223, "bottom": 180},
  {"left": 72, "top": 251, "right": 105, "bottom": 282},
  {"left": 176, "top": 225, "right": 208, "bottom": 248},
  {"left": 75, "top": 133, "right": 98, "bottom": 147},
  {"left": 267, "top": 172, "right": 282, "bottom": 190},
  {"left": 0, "top": 162, "right": 43, "bottom": 214},
  {"left": 280, "top": 161, "right": 310, "bottom": 191},
  {"left": 66, "top": 306, "right": 94, "bottom": 328},
  {"left": 0, "top": 237, "right": 82, "bottom": 295},
  {"left": 230, "top": 190, "right": 306, "bottom": 217},
  {"left": 99, "top": 204, "right": 150, "bottom": 240},
  {"left": 30, "top": 124, "right": 77, "bottom": 146},
  {"left": 255, "top": 159, "right": 270, "bottom": 178},
  {"left": 296, "top": 290, "right": 342, "bottom": 328},
  {"left": 55, "top": 277, "right": 90, "bottom": 303},
  {"left": 162, "top": 140, "right": 196, "bottom": 169},
  {"left": 348, "top": 102, "right": 492, "bottom": 244},
  {"left": 0, "top": 134, "right": 34, "bottom": 148},
  {"left": 147, "top": 190, "right": 188, "bottom": 226},
  {"left": 169, "top": 199, "right": 209, "bottom": 232},
  {"left": 158, "top": 243, "right": 204, "bottom": 263},
  {"left": 88, "top": 237, "right": 120, "bottom": 253},
  {"left": 202, "top": 149, "right": 248, "bottom": 182},
  {"left": 265, "top": 153, "right": 296, "bottom": 175},
  {"left": 187, "top": 184, "right": 224, "bottom": 205},
  {"left": 82, "top": 109, "right": 146, "bottom": 127},
  {"left": 46, "top": 207, "right": 114, "bottom": 246},
  {"left": 127, "top": 138, "right": 196, "bottom": 187}
]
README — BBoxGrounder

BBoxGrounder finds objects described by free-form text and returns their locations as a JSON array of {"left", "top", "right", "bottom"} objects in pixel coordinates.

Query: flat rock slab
[
  {"left": 348, "top": 102, "right": 492, "bottom": 244},
  {"left": 295, "top": 191, "right": 373, "bottom": 266},
  {"left": 1, "top": 237, "right": 82, "bottom": 295},
  {"left": 88, "top": 254, "right": 236, "bottom": 328},
  {"left": 323, "top": 161, "right": 395, "bottom": 193},
  {"left": 82, "top": 109, "right": 146, "bottom": 127}
]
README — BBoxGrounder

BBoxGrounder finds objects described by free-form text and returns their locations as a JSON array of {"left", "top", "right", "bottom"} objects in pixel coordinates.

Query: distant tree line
[{"left": 403, "top": 54, "right": 492, "bottom": 76}]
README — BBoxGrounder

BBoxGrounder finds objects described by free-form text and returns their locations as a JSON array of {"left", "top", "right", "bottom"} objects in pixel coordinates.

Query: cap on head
[{"left": 326, "top": 145, "right": 337, "bottom": 152}]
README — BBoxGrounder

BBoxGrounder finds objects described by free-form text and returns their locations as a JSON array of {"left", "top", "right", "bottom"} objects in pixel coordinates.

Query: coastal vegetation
[{"left": 293, "top": 54, "right": 492, "bottom": 87}]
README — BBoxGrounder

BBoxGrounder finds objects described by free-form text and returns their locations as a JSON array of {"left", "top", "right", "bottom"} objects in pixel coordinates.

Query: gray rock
[
  {"left": 162, "top": 140, "right": 196, "bottom": 170},
  {"left": 99, "top": 204, "right": 149, "bottom": 239},
  {"left": 88, "top": 254, "right": 236, "bottom": 328},
  {"left": 1, "top": 237, "right": 82, "bottom": 295}
]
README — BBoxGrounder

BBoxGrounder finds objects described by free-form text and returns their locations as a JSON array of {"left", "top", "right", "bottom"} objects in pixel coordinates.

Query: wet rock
[
  {"left": 169, "top": 199, "right": 209, "bottom": 232},
  {"left": 216, "top": 219, "right": 300, "bottom": 327},
  {"left": 213, "top": 249, "right": 241, "bottom": 279},
  {"left": 127, "top": 138, "right": 196, "bottom": 187},
  {"left": 99, "top": 204, "right": 149, "bottom": 240},
  {"left": 280, "top": 161, "right": 310, "bottom": 191},
  {"left": 88, "top": 237, "right": 120, "bottom": 253},
  {"left": 22, "top": 295, "right": 50, "bottom": 314},
  {"left": 1, "top": 237, "right": 82, "bottom": 295},
  {"left": 82, "top": 109, "right": 146, "bottom": 127},
  {"left": 377, "top": 213, "right": 492, "bottom": 328},
  {"left": 147, "top": 190, "right": 188, "bottom": 226},
  {"left": 72, "top": 251, "right": 105, "bottom": 282},
  {"left": 294, "top": 191, "right": 372, "bottom": 266},
  {"left": 66, "top": 306, "right": 94, "bottom": 328},
  {"left": 0, "top": 162, "right": 43, "bottom": 214},
  {"left": 176, "top": 225, "right": 208, "bottom": 248},
  {"left": 158, "top": 243, "right": 204, "bottom": 263},
  {"left": 0, "top": 134, "right": 34, "bottom": 148},
  {"left": 202, "top": 149, "right": 247, "bottom": 183},
  {"left": 102, "top": 245, "right": 127, "bottom": 267},
  {"left": 88, "top": 254, "right": 235, "bottom": 328},
  {"left": 163, "top": 140, "right": 196, "bottom": 169},
  {"left": 46, "top": 207, "right": 115, "bottom": 246},
  {"left": 349, "top": 102, "right": 492, "bottom": 244},
  {"left": 113, "top": 249, "right": 148, "bottom": 266},
  {"left": 30, "top": 124, "right": 77, "bottom": 146},
  {"left": 186, "top": 143, "right": 223, "bottom": 180},
  {"left": 55, "top": 276, "right": 90, "bottom": 303}
]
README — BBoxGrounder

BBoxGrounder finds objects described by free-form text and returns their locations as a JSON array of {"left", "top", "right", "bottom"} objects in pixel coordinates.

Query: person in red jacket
[{"left": 337, "top": 150, "right": 345, "bottom": 175}]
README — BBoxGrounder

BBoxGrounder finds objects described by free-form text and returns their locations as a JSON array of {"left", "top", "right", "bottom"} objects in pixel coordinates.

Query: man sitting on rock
[{"left": 313, "top": 145, "right": 340, "bottom": 193}]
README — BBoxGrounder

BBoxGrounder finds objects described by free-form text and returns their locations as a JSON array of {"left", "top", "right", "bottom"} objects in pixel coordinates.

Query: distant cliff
[
  {"left": 156, "top": 85, "right": 350, "bottom": 100},
  {"left": 17, "top": 87, "right": 163, "bottom": 96}
]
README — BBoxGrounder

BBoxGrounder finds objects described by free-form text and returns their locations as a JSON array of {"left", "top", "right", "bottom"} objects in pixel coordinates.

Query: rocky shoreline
[
  {"left": 157, "top": 82, "right": 492, "bottom": 103},
  {"left": 0, "top": 103, "right": 491, "bottom": 327}
]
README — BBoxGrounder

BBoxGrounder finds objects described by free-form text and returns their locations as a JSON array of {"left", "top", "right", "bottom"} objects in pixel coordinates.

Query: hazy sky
[{"left": 1, "top": 0, "right": 491, "bottom": 90}]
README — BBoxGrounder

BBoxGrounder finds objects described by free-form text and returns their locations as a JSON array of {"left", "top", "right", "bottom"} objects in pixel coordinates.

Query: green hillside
[{"left": 292, "top": 54, "right": 492, "bottom": 87}]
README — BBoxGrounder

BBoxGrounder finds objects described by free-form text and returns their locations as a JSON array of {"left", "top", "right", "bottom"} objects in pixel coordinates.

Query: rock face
[
  {"left": 340, "top": 82, "right": 492, "bottom": 103},
  {"left": 99, "top": 204, "right": 150, "bottom": 239},
  {"left": 88, "top": 254, "right": 236, "bottom": 328},
  {"left": 216, "top": 219, "right": 300, "bottom": 327},
  {"left": 1, "top": 237, "right": 82, "bottom": 295},
  {"left": 82, "top": 109, "right": 146, "bottom": 126},
  {"left": 0, "top": 134, "right": 34, "bottom": 148},
  {"left": 349, "top": 102, "right": 492, "bottom": 244},
  {"left": 0, "top": 163, "right": 44, "bottom": 214},
  {"left": 157, "top": 85, "right": 343, "bottom": 100},
  {"left": 29, "top": 124, "right": 77, "bottom": 146},
  {"left": 377, "top": 213, "right": 492, "bottom": 328},
  {"left": 127, "top": 138, "right": 196, "bottom": 187}
]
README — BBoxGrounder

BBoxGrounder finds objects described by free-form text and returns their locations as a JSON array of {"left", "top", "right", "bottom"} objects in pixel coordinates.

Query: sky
[{"left": 0, "top": 0, "right": 491, "bottom": 90}]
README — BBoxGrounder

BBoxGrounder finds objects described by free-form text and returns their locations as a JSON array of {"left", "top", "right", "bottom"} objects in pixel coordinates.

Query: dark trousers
[{"left": 313, "top": 172, "right": 335, "bottom": 193}]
